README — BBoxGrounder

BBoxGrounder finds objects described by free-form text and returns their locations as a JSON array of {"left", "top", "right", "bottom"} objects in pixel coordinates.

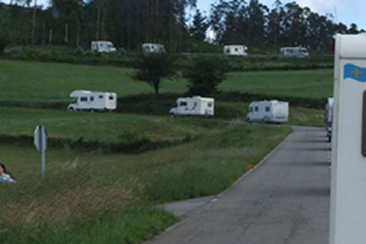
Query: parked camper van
[
  {"left": 67, "top": 90, "right": 117, "bottom": 112},
  {"left": 142, "top": 43, "right": 166, "bottom": 55},
  {"left": 91, "top": 41, "right": 116, "bottom": 52},
  {"left": 223, "top": 45, "right": 248, "bottom": 56},
  {"left": 279, "top": 47, "right": 309, "bottom": 57},
  {"left": 325, "top": 97, "right": 334, "bottom": 142},
  {"left": 169, "top": 96, "right": 214, "bottom": 117},
  {"left": 247, "top": 100, "right": 289, "bottom": 123}
]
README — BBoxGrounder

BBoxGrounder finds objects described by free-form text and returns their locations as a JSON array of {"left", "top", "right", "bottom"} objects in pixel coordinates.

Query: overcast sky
[{"left": 196, "top": 0, "right": 366, "bottom": 30}]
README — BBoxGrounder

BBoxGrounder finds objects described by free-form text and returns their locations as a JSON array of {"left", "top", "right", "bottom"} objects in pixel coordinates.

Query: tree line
[{"left": 0, "top": 0, "right": 364, "bottom": 53}]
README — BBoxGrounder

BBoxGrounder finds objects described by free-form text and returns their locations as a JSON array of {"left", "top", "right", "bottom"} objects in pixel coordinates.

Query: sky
[
  {"left": 195, "top": 0, "right": 366, "bottom": 30},
  {"left": 2, "top": 0, "right": 365, "bottom": 30}
]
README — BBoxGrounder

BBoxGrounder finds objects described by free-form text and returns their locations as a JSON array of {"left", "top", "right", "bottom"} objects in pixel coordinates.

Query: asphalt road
[{"left": 146, "top": 126, "right": 331, "bottom": 244}]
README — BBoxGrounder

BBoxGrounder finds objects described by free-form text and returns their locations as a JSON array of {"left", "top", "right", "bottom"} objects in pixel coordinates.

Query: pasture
[{"left": 0, "top": 59, "right": 332, "bottom": 243}]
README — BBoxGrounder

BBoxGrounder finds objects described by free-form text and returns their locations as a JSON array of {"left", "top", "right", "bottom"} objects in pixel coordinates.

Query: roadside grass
[
  {"left": 0, "top": 107, "right": 227, "bottom": 145},
  {"left": 0, "top": 122, "right": 291, "bottom": 243}
]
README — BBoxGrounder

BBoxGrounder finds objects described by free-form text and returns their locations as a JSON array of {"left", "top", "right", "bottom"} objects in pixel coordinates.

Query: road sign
[
  {"left": 34, "top": 125, "right": 47, "bottom": 152},
  {"left": 330, "top": 34, "right": 366, "bottom": 244},
  {"left": 34, "top": 125, "right": 47, "bottom": 178}
]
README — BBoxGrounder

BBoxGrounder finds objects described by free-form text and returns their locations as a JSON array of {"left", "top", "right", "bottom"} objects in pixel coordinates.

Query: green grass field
[
  {"left": 0, "top": 59, "right": 332, "bottom": 243},
  {"left": 1, "top": 60, "right": 333, "bottom": 103}
]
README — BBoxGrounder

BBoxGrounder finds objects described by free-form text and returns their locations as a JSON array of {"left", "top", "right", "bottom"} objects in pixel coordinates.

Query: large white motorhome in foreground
[
  {"left": 91, "top": 41, "right": 116, "bottom": 52},
  {"left": 279, "top": 47, "right": 309, "bottom": 57},
  {"left": 169, "top": 96, "right": 214, "bottom": 117},
  {"left": 325, "top": 97, "right": 334, "bottom": 142},
  {"left": 67, "top": 90, "right": 117, "bottom": 112},
  {"left": 247, "top": 100, "right": 289, "bottom": 123},
  {"left": 223, "top": 45, "right": 248, "bottom": 56}
]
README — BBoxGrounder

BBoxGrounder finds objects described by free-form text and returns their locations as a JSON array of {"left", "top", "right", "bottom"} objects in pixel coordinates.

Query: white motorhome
[
  {"left": 142, "top": 43, "right": 166, "bottom": 55},
  {"left": 247, "top": 100, "right": 289, "bottom": 123},
  {"left": 223, "top": 45, "right": 248, "bottom": 56},
  {"left": 279, "top": 47, "right": 309, "bottom": 57},
  {"left": 325, "top": 97, "right": 334, "bottom": 142},
  {"left": 169, "top": 96, "right": 214, "bottom": 117},
  {"left": 91, "top": 41, "right": 116, "bottom": 52},
  {"left": 67, "top": 90, "right": 117, "bottom": 112}
]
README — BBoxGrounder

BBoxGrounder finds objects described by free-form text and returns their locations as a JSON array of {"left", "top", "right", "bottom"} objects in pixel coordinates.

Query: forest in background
[{"left": 0, "top": 0, "right": 364, "bottom": 53}]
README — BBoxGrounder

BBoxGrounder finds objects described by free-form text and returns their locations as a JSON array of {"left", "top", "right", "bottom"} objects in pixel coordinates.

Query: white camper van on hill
[
  {"left": 67, "top": 90, "right": 117, "bottom": 112},
  {"left": 169, "top": 96, "right": 214, "bottom": 117},
  {"left": 247, "top": 100, "right": 289, "bottom": 123},
  {"left": 279, "top": 47, "right": 309, "bottom": 57},
  {"left": 91, "top": 41, "right": 116, "bottom": 53},
  {"left": 223, "top": 45, "right": 248, "bottom": 56},
  {"left": 142, "top": 43, "right": 166, "bottom": 55}
]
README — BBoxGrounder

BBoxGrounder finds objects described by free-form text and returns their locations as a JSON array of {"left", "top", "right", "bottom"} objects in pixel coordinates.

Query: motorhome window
[
  {"left": 265, "top": 106, "right": 270, "bottom": 112},
  {"left": 90, "top": 96, "right": 94, "bottom": 101},
  {"left": 109, "top": 96, "right": 114, "bottom": 100},
  {"left": 99, "top": 95, "right": 103, "bottom": 99},
  {"left": 255, "top": 106, "right": 259, "bottom": 112},
  {"left": 179, "top": 101, "right": 187, "bottom": 106},
  {"left": 194, "top": 102, "right": 197, "bottom": 107},
  {"left": 80, "top": 97, "right": 88, "bottom": 102},
  {"left": 208, "top": 103, "right": 212, "bottom": 108}
]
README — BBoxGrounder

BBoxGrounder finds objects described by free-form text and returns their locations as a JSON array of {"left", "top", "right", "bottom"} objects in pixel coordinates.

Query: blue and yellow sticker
[{"left": 344, "top": 63, "right": 366, "bottom": 82}]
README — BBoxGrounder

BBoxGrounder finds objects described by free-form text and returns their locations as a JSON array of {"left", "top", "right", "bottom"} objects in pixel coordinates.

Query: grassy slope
[{"left": 0, "top": 60, "right": 333, "bottom": 103}]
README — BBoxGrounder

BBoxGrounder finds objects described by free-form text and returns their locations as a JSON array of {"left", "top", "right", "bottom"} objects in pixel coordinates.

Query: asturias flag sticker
[{"left": 344, "top": 64, "right": 366, "bottom": 82}]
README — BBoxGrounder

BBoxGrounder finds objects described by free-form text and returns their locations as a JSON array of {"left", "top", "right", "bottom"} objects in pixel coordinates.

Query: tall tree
[{"left": 190, "top": 9, "right": 208, "bottom": 41}]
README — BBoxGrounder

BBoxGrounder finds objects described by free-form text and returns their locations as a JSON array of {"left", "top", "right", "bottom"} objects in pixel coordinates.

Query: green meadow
[{"left": 0, "top": 59, "right": 332, "bottom": 243}]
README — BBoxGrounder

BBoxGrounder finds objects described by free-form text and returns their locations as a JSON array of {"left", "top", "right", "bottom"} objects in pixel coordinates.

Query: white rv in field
[
  {"left": 142, "top": 43, "right": 166, "bottom": 55},
  {"left": 67, "top": 90, "right": 117, "bottom": 112},
  {"left": 223, "top": 45, "right": 248, "bottom": 56},
  {"left": 91, "top": 41, "right": 116, "bottom": 52},
  {"left": 325, "top": 97, "right": 334, "bottom": 142},
  {"left": 169, "top": 96, "right": 214, "bottom": 117},
  {"left": 247, "top": 100, "right": 289, "bottom": 123},
  {"left": 279, "top": 47, "right": 309, "bottom": 57}
]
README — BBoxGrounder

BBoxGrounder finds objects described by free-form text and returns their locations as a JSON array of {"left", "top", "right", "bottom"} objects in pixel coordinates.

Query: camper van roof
[{"left": 69, "top": 90, "right": 116, "bottom": 97}]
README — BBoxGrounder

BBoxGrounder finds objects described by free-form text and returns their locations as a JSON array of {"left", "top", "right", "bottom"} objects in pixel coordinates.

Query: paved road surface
[{"left": 147, "top": 126, "right": 331, "bottom": 244}]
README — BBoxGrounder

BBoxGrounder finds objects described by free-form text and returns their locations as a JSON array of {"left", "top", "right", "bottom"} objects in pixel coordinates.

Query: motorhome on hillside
[
  {"left": 223, "top": 45, "right": 248, "bottom": 56},
  {"left": 279, "top": 47, "right": 309, "bottom": 57},
  {"left": 169, "top": 96, "right": 214, "bottom": 117},
  {"left": 142, "top": 43, "right": 166, "bottom": 55},
  {"left": 247, "top": 100, "right": 289, "bottom": 123},
  {"left": 67, "top": 90, "right": 117, "bottom": 112},
  {"left": 91, "top": 41, "right": 116, "bottom": 52}
]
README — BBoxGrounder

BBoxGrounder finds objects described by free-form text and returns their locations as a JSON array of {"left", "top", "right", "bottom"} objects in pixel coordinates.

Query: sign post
[
  {"left": 34, "top": 125, "right": 47, "bottom": 178},
  {"left": 330, "top": 34, "right": 366, "bottom": 244}
]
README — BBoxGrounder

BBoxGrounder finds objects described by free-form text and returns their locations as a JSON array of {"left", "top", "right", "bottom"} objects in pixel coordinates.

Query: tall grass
[{"left": 0, "top": 122, "right": 291, "bottom": 243}]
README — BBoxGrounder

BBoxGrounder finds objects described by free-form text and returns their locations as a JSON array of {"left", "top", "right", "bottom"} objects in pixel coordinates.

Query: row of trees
[{"left": 0, "top": 0, "right": 364, "bottom": 52}]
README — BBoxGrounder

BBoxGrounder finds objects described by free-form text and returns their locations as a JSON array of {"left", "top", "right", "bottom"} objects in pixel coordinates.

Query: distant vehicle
[
  {"left": 247, "top": 100, "right": 289, "bottom": 123},
  {"left": 91, "top": 41, "right": 116, "bottom": 52},
  {"left": 223, "top": 45, "right": 248, "bottom": 56},
  {"left": 169, "top": 96, "right": 214, "bottom": 117},
  {"left": 142, "top": 43, "right": 166, "bottom": 55},
  {"left": 325, "top": 97, "right": 334, "bottom": 142},
  {"left": 279, "top": 47, "right": 309, "bottom": 57},
  {"left": 67, "top": 90, "right": 117, "bottom": 112}
]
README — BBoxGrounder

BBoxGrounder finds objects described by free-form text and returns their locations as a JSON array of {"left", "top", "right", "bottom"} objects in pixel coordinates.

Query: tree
[
  {"left": 131, "top": 53, "right": 177, "bottom": 94},
  {"left": 184, "top": 55, "right": 230, "bottom": 96},
  {"left": 190, "top": 9, "right": 208, "bottom": 41}
]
